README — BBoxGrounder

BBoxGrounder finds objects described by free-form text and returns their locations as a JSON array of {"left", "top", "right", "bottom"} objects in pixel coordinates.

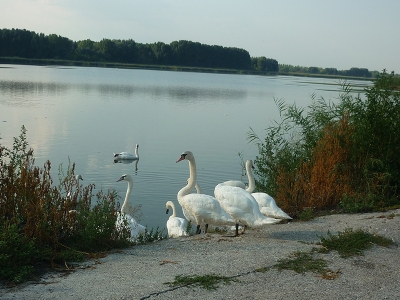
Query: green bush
[
  {"left": 1, "top": 126, "right": 165, "bottom": 283},
  {"left": 249, "top": 70, "right": 400, "bottom": 216},
  {"left": 0, "top": 224, "right": 42, "bottom": 282}
]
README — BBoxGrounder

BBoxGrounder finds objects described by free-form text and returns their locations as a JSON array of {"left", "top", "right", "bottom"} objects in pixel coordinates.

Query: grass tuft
[
  {"left": 134, "top": 227, "right": 167, "bottom": 245},
  {"left": 318, "top": 227, "right": 394, "bottom": 257},
  {"left": 274, "top": 251, "right": 327, "bottom": 274}
]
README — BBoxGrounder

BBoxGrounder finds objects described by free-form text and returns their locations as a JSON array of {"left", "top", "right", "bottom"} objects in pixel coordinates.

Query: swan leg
[
  {"left": 196, "top": 224, "right": 201, "bottom": 234},
  {"left": 223, "top": 223, "right": 240, "bottom": 238},
  {"left": 205, "top": 223, "right": 209, "bottom": 234},
  {"left": 235, "top": 224, "right": 240, "bottom": 237}
]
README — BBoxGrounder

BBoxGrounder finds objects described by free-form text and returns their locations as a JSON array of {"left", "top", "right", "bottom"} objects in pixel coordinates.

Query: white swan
[
  {"left": 176, "top": 151, "right": 235, "bottom": 234},
  {"left": 222, "top": 160, "right": 291, "bottom": 220},
  {"left": 114, "top": 144, "right": 139, "bottom": 160},
  {"left": 251, "top": 193, "right": 292, "bottom": 219},
  {"left": 214, "top": 182, "right": 281, "bottom": 237},
  {"left": 165, "top": 201, "right": 189, "bottom": 238},
  {"left": 115, "top": 174, "right": 146, "bottom": 240},
  {"left": 221, "top": 159, "right": 255, "bottom": 192},
  {"left": 179, "top": 179, "right": 202, "bottom": 227},
  {"left": 187, "top": 178, "right": 202, "bottom": 194}
]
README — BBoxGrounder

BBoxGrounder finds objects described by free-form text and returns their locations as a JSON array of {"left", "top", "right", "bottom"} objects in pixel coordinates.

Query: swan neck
[
  {"left": 195, "top": 182, "right": 202, "bottom": 194},
  {"left": 121, "top": 178, "right": 133, "bottom": 214},
  {"left": 178, "top": 157, "right": 197, "bottom": 198},
  {"left": 246, "top": 162, "right": 255, "bottom": 192},
  {"left": 169, "top": 202, "right": 177, "bottom": 218}
]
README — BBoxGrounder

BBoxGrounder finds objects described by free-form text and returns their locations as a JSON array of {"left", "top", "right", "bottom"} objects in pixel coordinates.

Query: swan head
[
  {"left": 246, "top": 160, "right": 255, "bottom": 170},
  {"left": 113, "top": 152, "right": 120, "bottom": 158},
  {"left": 117, "top": 174, "right": 133, "bottom": 182},
  {"left": 136, "top": 144, "right": 139, "bottom": 149},
  {"left": 76, "top": 174, "right": 83, "bottom": 180},
  {"left": 176, "top": 151, "right": 194, "bottom": 163}
]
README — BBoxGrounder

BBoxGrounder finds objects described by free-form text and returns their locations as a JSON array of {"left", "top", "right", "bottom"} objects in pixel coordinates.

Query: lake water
[{"left": 0, "top": 64, "right": 371, "bottom": 231}]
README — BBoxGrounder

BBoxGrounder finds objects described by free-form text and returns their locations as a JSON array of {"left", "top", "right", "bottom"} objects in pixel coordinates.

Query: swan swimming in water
[
  {"left": 221, "top": 160, "right": 291, "bottom": 220},
  {"left": 165, "top": 201, "right": 189, "bottom": 238},
  {"left": 115, "top": 174, "right": 146, "bottom": 240},
  {"left": 176, "top": 151, "right": 235, "bottom": 234},
  {"left": 114, "top": 144, "right": 139, "bottom": 160}
]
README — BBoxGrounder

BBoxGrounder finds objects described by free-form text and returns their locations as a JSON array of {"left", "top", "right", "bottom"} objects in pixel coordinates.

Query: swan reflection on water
[{"left": 114, "top": 158, "right": 139, "bottom": 171}]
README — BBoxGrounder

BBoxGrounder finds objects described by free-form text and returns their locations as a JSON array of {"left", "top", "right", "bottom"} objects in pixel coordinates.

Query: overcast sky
[{"left": 2, "top": 0, "right": 400, "bottom": 73}]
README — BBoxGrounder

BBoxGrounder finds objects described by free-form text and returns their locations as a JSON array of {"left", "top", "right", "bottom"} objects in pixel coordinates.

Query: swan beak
[
  {"left": 176, "top": 154, "right": 187, "bottom": 163},
  {"left": 116, "top": 176, "right": 124, "bottom": 182},
  {"left": 166, "top": 208, "right": 169, "bottom": 214}
]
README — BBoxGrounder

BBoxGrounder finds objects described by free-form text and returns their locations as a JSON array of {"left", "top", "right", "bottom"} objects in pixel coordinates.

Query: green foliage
[
  {"left": 0, "top": 28, "right": 252, "bottom": 70},
  {"left": 251, "top": 56, "right": 278, "bottom": 72},
  {"left": 298, "top": 208, "right": 315, "bottom": 221},
  {"left": 0, "top": 126, "right": 150, "bottom": 283},
  {"left": 186, "top": 220, "right": 195, "bottom": 235},
  {"left": 134, "top": 227, "right": 167, "bottom": 245},
  {"left": 165, "top": 274, "right": 236, "bottom": 290},
  {"left": 279, "top": 64, "right": 374, "bottom": 78},
  {"left": 249, "top": 70, "right": 400, "bottom": 216},
  {"left": 339, "top": 193, "right": 377, "bottom": 213},
  {"left": 0, "top": 224, "right": 42, "bottom": 283},
  {"left": 318, "top": 228, "right": 394, "bottom": 257},
  {"left": 275, "top": 251, "right": 328, "bottom": 274}
]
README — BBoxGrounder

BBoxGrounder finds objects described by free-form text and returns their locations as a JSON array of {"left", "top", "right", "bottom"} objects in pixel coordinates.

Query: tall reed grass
[
  {"left": 249, "top": 70, "right": 400, "bottom": 217},
  {"left": 1, "top": 126, "right": 165, "bottom": 283}
]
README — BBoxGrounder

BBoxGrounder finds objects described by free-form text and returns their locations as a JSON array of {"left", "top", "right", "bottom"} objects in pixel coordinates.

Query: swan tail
[
  {"left": 260, "top": 208, "right": 292, "bottom": 220},
  {"left": 275, "top": 210, "right": 292, "bottom": 219},
  {"left": 254, "top": 216, "right": 282, "bottom": 226}
]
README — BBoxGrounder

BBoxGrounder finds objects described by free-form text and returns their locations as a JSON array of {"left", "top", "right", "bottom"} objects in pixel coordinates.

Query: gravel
[{"left": 1, "top": 209, "right": 400, "bottom": 300}]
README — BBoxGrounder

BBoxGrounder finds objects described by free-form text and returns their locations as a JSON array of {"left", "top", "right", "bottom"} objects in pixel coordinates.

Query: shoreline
[
  {"left": 2, "top": 209, "right": 400, "bottom": 299},
  {"left": 0, "top": 58, "right": 374, "bottom": 81}
]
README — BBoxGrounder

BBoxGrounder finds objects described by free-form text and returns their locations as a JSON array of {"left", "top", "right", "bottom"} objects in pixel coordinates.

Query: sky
[{"left": 2, "top": 0, "right": 400, "bottom": 73}]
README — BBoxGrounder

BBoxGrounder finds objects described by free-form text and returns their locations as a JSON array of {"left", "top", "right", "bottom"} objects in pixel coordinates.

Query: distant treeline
[
  {"left": 1, "top": 28, "right": 380, "bottom": 78},
  {"left": 279, "top": 64, "right": 375, "bottom": 78},
  {"left": 0, "top": 28, "right": 278, "bottom": 72}
]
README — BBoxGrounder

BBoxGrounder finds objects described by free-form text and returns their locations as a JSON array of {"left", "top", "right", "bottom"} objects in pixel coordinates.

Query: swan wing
[
  {"left": 167, "top": 217, "right": 188, "bottom": 237},
  {"left": 215, "top": 184, "right": 281, "bottom": 226},
  {"left": 252, "top": 193, "right": 292, "bottom": 219},
  {"left": 221, "top": 180, "right": 246, "bottom": 189},
  {"left": 115, "top": 152, "right": 137, "bottom": 160},
  {"left": 180, "top": 193, "right": 235, "bottom": 226}
]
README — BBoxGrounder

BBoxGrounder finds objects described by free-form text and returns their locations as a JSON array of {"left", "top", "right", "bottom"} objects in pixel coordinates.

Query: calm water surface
[{"left": 0, "top": 64, "right": 371, "bottom": 230}]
